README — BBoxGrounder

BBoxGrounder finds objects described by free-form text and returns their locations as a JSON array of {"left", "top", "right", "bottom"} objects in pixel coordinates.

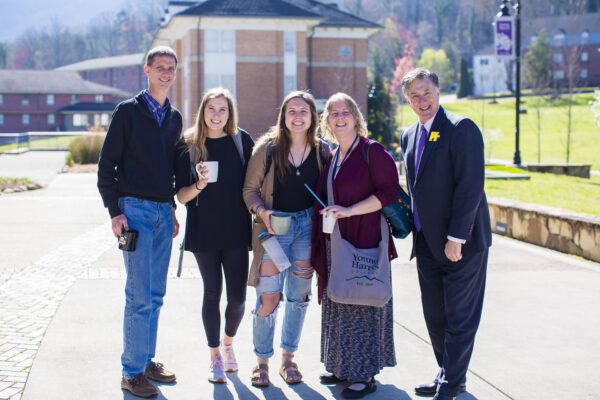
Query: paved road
[{"left": 0, "top": 152, "right": 598, "bottom": 400}]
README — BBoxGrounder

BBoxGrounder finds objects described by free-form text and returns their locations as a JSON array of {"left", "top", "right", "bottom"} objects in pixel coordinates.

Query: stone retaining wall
[
  {"left": 488, "top": 196, "right": 600, "bottom": 263},
  {"left": 525, "top": 164, "right": 591, "bottom": 178}
]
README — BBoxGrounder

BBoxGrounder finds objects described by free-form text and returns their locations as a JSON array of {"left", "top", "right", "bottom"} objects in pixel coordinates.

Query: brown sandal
[
  {"left": 251, "top": 363, "right": 269, "bottom": 387},
  {"left": 279, "top": 360, "right": 303, "bottom": 384}
]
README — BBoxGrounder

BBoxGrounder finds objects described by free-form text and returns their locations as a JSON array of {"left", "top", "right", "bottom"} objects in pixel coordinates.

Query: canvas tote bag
[{"left": 325, "top": 154, "right": 392, "bottom": 307}]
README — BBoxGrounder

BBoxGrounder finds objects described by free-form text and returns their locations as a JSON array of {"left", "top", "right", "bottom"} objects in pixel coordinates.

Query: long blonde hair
[
  {"left": 184, "top": 87, "right": 238, "bottom": 162},
  {"left": 256, "top": 90, "right": 319, "bottom": 182},
  {"left": 319, "top": 92, "right": 368, "bottom": 144}
]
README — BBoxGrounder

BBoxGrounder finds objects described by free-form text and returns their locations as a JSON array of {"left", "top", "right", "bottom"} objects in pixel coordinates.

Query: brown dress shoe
[
  {"left": 121, "top": 374, "right": 158, "bottom": 398},
  {"left": 145, "top": 361, "right": 177, "bottom": 383}
]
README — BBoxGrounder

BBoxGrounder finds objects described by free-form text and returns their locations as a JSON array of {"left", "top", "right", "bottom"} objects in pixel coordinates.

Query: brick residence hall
[
  {"left": 0, "top": 70, "right": 129, "bottom": 134},
  {"left": 153, "top": 0, "right": 380, "bottom": 136}
]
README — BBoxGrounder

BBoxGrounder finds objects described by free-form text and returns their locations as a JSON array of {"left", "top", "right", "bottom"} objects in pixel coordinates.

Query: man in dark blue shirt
[{"left": 98, "top": 46, "right": 182, "bottom": 398}]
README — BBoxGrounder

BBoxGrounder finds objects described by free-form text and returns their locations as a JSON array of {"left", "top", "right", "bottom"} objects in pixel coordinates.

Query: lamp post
[
  {"left": 513, "top": 0, "right": 522, "bottom": 166},
  {"left": 496, "top": 0, "right": 522, "bottom": 166}
]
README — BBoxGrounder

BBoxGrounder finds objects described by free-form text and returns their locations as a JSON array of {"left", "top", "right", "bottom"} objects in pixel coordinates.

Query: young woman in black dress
[{"left": 175, "top": 87, "right": 254, "bottom": 383}]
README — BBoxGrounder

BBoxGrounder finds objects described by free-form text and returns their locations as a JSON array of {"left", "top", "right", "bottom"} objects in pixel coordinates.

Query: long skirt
[{"left": 320, "top": 241, "right": 397, "bottom": 382}]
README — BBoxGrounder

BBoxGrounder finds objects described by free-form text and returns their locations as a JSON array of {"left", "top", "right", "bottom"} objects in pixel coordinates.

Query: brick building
[
  {"left": 56, "top": 53, "right": 147, "bottom": 96},
  {"left": 152, "top": 0, "right": 380, "bottom": 136},
  {"left": 0, "top": 70, "right": 129, "bottom": 133},
  {"left": 522, "top": 13, "right": 600, "bottom": 88}
]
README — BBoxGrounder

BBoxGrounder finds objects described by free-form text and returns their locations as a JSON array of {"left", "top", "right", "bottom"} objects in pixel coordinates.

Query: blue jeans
[
  {"left": 119, "top": 197, "right": 173, "bottom": 379},
  {"left": 253, "top": 207, "right": 313, "bottom": 358}
]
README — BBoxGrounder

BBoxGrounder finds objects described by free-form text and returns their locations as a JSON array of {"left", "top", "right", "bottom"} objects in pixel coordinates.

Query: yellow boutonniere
[{"left": 429, "top": 131, "right": 440, "bottom": 142}]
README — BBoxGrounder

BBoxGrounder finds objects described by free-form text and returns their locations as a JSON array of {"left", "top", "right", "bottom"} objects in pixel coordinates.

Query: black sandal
[{"left": 341, "top": 378, "right": 377, "bottom": 399}]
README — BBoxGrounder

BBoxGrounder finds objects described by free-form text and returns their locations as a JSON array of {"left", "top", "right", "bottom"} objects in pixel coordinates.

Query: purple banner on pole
[{"left": 495, "top": 16, "right": 514, "bottom": 58}]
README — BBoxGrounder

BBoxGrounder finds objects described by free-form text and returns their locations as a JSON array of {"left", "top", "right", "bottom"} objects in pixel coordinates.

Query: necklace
[{"left": 289, "top": 141, "right": 309, "bottom": 176}]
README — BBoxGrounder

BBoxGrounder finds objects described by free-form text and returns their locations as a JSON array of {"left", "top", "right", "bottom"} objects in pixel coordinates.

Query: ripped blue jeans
[{"left": 253, "top": 207, "right": 313, "bottom": 358}]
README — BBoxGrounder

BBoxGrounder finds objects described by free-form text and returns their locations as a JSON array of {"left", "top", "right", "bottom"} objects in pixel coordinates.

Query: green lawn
[
  {"left": 397, "top": 93, "right": 600, "bottom": 170},
  {"left": 484, "top": 166, "right": 600, "bottom": 215},
  {"left": 0, "top": 135, "right": 79, "bottom": 153}
]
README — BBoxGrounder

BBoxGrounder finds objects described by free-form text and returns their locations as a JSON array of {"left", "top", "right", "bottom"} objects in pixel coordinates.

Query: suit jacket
[{"left": 401, "top": 106, "right": 492, "bottom": 262}]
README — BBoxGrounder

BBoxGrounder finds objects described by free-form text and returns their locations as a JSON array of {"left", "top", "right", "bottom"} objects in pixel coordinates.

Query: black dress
[{"left": 174, "top": 132, "right": 254, "bottom": 251}]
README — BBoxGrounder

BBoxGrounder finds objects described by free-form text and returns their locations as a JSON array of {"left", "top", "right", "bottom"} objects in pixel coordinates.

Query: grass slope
[
  {"left": 485, "top": 166, "right": 600, "bottom": 216},
  {"left": 398, "top": 93, "right": 600, "bottom": 169}
]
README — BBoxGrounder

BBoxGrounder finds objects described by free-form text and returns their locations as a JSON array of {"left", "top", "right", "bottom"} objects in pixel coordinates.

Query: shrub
[{"left": 68, "top": 134, "right": 105, "bottom": 164}]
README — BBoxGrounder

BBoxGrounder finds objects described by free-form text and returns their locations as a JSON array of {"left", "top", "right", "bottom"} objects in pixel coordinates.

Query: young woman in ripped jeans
[{"left": 243, "top": 90, "right": 331, "bottom": 387}]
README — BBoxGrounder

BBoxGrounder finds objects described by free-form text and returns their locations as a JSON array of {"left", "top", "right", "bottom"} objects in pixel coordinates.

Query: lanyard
[{"left": 332, "top": 135, "right": 358, "bottom": 180}]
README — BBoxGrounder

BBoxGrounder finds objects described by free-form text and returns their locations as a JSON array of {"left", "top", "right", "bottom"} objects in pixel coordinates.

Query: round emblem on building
[{"left": 340, "top": 46, "right": 352, "bottom": 59}]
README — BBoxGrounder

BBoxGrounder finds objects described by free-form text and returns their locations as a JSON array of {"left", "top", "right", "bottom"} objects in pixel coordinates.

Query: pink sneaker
[
  {"left": 220, "top": 344, "right": 238, "bottom": 372},
  {"left": 208, "top": 356, "right": 226, "bottom": 383}
]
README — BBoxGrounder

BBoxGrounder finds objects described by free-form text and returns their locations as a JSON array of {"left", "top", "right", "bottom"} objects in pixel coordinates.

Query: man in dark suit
[{"left": 400, "top": 68, "right": 492, "bottom": 400}]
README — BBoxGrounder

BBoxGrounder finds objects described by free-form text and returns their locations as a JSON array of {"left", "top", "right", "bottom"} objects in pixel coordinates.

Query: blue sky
[{"left": 0, "top": 0, "right": 127, "bottom": 42}]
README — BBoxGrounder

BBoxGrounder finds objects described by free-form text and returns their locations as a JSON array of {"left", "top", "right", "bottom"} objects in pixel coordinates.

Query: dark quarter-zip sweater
[{"left": 97, "top": 91, "right": 182, "bottom": 218}]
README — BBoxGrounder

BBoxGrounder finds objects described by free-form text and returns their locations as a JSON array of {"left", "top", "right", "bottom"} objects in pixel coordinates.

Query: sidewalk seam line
[{"left": 394, "top": 321, "right": 515, "bottom": 400}]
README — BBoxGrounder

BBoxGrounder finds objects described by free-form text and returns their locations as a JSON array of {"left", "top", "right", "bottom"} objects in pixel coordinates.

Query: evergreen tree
[
  {"left": 524, "top": 29, "right": 552, "bottom": 89},
  {"left": 0, "top": 43, "right": 9, "bottom": 69},
  {"left": 367, "top": 75, "right": 396, "bottom": 149},
  {"left": 457, "top": 57, "right": 472, "bottom": 98}
]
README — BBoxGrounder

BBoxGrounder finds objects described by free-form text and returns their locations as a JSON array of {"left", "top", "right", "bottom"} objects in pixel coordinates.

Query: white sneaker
[
  {"left": 220, "top": 343, "right": 238, "bottom": 372},
  {"left": 208, "top": 356, "right": 227, "bottom": 383}
]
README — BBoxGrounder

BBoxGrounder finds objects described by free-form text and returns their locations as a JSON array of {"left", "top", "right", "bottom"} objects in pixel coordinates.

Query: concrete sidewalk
[
  {"left": 19, "top": 229, "right": 600, "bottom": 400},
  {"left": 0, "top": 154, "right": 598, "bottom": 399}
]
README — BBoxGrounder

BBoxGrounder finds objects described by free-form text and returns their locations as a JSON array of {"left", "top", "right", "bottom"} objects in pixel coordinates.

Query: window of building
[
  {"left": 553, "top": 53, "right": 563, "bottom": 63},
  {"left": 22, "top": 114, "right": 30, "bottom": 125},
  {"left": 21, "top": 95, "right": 30, "bottom": 106},
  {"left": 101, "top": 113, "right": 109, "bottom": 126},
  {"left": 340, "top": 46, "right": 352, "bottom": 59},
  {"left": 112, "top": 69, "right": 117, "bottom": 81},
  {"left": 204, "top": 74, "right": 220, "bottom": 90},
  {"left": 581, "top": 69, "right": 588, "bottom": 79},
  {"left": 553, "top": 30, "right": 566, "bottom": 46},
  {"left": 0, "top": 114, "right": 4, "bottom": 125},
  {"left": 204, "top": 30, "right": 236, "bottom": 94},
  {"left": 480, "top": 58, "right": 489, "bottom": 66},
  {"left": 121, "top": 68, "right": 125, "bottom": 77},
  {"left": 46, "top": 94, "right": 55, "bottom": 105},
  {"left": 132, "top": 67, "right": 136, "bottom": 76},
  {"left": 283, "top": 31, "right": 297, "bottom": 96},
  {"left": 284, "top": 76, "right": 297, "bottom": 96},
  {"left": 582, "top": 30, "right": 589, "bottom": 44},
  {"left": 94, "top": 71, "right": 98, "bottom": 79},
  {"left": 73, "top": 113, "right": 87, "bottom": 126},
  {"left": 553, "top": 70, "right": 565, "bottom": 80},
  {"left": 104, "top": 70, "right": 107, "bottom": 79},
  {"left": 131, "top": 83, "right": 136, "bottom": 93},
  {"left": 85, "top": 71, "right": 90, "bottom": 80},
  {"left": 95, "top": 94, "right": 104, "bottom": 103},
  {"left": 581, "top": 52, "right": 589, "bottom": 62},
  {"left": 205, "top": 30, "right": 234, "bottom": 53},
  {"left": 71, "top": 94, "right": 79, "bottom": 104},
  {"left": 284, "top": 31, "right": 296, "bottom": 53},
  {"left": 0, "top": 94, "right": 3, "bottom": 105},
  {"left": 47, "top": 113, "right": 55, "bottom": 125}
]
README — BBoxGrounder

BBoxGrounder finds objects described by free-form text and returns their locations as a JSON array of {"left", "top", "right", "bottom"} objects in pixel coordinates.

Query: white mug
[{"left": 196, "top": 161, "right": 218, "bottom": 183}]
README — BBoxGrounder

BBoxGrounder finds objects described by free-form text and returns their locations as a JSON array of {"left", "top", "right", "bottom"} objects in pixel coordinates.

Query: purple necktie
[{"left": 413, "top": 125, "right": 428, "bottom": 231}]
